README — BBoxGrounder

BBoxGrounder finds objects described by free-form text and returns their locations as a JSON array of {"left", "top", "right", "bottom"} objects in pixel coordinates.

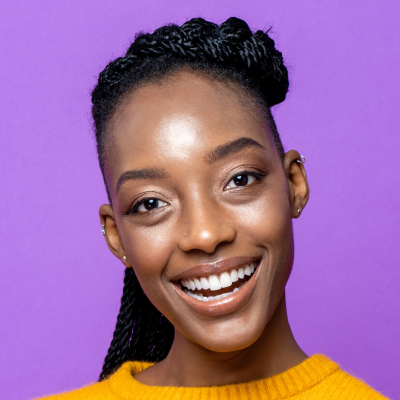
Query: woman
[{"left": 40, "top": 17, "right": 386, "bottom": 399}]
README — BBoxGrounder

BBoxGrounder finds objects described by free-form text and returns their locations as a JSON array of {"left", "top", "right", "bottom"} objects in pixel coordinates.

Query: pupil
[
  {"left": 145, "top": 199, "right": 158, "bottom": 210},
  {"left": 234, "top": 174, "right": 248, "bottom": 186}
]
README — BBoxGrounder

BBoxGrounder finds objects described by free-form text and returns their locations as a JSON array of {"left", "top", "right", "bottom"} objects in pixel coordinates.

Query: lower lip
[{"left": 172, "top": 261, "right": 262, "bottom": 317}]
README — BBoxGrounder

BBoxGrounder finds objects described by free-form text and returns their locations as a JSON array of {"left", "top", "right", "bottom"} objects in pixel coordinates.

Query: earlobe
[
  {"left": 99, "top": 204, "right": 129, "bottom": 265},
  {"left": 283, "top": 150, "right": 310, "bottom": 218}
]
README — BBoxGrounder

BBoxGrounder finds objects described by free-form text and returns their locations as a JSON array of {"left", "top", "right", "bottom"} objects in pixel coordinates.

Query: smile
[
  {"left": 181, "top": 262, "right": 258, "bottom": 302},
  {"left": 171, "top": 256, "right": 263, "bottom": 317}
]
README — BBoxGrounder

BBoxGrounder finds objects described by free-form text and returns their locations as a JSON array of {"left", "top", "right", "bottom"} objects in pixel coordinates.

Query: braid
[
  {"left": 140, "top": 305, "right": 174, "bottom": 360},
  {"left": 93, "top": 16, "right": 289, "bottom": 380},
  {"left": 99, "top": 268, "right": 174, "bottom": 381},
  {"left": 94, "top": 18, "right": 287, "bottom": 108},
  {"left": 99, "top": 268, "right": 138, "bottom": 380}
]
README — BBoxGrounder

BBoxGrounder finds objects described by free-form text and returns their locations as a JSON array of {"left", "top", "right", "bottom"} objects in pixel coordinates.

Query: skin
[{"left": 100, "top": 71, "right": 310, "bottom": 387}]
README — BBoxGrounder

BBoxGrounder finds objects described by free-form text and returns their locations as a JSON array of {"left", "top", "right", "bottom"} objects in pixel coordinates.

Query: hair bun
[
  {"left": 103, "top": 18, "right": 289, "bottom": 107},
  {"left": 181, "top": 18, "right": 218, "bottom": 36},
  {"left": 218, "top": 17, "right": 253, "bottom": 41}
]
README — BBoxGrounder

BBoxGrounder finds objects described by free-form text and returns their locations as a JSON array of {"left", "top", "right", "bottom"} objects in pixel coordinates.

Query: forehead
[{"left": 105, "top": 72, "right": 275, "bottom": 188}]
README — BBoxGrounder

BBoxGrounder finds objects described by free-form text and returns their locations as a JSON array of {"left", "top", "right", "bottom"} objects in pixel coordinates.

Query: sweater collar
[{"left": 109, "top": 354, "right": 339, "bottom": 400}]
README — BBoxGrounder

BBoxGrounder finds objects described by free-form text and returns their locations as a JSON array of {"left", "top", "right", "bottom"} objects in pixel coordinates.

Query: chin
[{"left": 184, "top": 307, "right": 271, "bottom": 353}]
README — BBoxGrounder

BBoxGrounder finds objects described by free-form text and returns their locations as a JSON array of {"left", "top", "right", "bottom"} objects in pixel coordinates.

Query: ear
[
  {"left": 283, "top": 150, "right": 310, "bottom": 218},
  {"left": 99, "top": 204, "right": 130, "bottom": 266}
]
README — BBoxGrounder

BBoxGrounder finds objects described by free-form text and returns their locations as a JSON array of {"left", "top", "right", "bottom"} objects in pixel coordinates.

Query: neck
[{"left": 136, "top": 292, "right": 307, "bottom": 387}]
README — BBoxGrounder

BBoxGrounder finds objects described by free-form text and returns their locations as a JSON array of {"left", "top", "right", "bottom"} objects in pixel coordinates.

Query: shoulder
[
  {"left": 319, "top": 368, "right": 388, "bottom": 399},
  {"left": 35, "top": 361, "right": 152, "bottom": 400},
  {"left": 35, "top": 380, "right": 116, "bottom": 400}
]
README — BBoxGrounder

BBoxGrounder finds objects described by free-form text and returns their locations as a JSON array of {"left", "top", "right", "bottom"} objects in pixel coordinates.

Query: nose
[{"left": 178, "top": 197, "right": 236, "bottom": 254}]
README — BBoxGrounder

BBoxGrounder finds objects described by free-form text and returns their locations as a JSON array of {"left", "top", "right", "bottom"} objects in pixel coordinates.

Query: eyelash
[
  {"left": 224, "top": 170, "right": 266, "bottom": 190},
  {"left": 127, "top": 170, "right": 266, "bottom": 215},
  {"left": 128, "top": 197, "right": 167, "bottom": 215}
]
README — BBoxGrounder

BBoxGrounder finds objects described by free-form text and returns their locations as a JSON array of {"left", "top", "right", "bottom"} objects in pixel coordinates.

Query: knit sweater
[{"left": 38, "top": 354, "right": 388, "bottom": 399}]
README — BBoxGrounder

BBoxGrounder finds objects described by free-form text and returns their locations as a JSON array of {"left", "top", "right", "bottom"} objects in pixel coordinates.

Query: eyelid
[
  {"left": 129, "top": 196, "right": 168, "bottom": 215},
  {"left": 224, "top": 170, "right": 267, "bottom": 190}
]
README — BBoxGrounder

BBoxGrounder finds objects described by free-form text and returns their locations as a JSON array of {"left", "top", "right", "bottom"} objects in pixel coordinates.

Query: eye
[
  {"left": 133, "top": 198, "right": 168, "bottom": 213},
  {"left": 225, "top": 172, "right": 257, "bottom": 189}
]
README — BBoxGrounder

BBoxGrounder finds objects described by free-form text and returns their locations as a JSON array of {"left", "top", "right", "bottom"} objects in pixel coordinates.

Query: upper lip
[{"left": 170, "top": 256, "right": 260, "bottom": 281}]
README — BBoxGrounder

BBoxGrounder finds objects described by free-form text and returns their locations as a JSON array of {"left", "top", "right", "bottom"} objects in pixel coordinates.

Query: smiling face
[{"left": 101, "top": 71, "right": 308, "bottom": 354}]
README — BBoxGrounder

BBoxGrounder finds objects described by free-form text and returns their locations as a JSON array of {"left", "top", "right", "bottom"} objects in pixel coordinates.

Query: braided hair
[{"left": 92, "top": 17, "right": 289, "bottom": 381}]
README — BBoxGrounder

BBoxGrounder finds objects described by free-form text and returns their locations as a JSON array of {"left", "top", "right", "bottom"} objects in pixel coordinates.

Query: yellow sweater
[{"left": 39, "top": 354, "right": 388, "bottom": 399}]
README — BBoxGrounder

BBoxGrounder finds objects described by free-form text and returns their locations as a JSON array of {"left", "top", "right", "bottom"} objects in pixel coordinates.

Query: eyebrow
[
  {"left": 206, "top": 137, "right": 267, "bottom": 164},
  {"left": 117, "top": 167, "right": 169, "bottom": 192}
]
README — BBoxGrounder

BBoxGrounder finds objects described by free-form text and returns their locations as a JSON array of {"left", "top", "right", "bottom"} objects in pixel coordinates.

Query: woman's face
[{"left": 101, "top": 71, "right": 308, "bottom": 352}]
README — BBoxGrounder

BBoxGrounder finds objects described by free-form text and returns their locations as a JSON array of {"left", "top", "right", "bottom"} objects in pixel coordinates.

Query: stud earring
[
  {"left": 297, "top": 207, "right": 302, "bottom": 214},
  {"left": 101, "top": 224, "right": 106, "bottom": 235},
  {"left": 296, "top": 155, "right": 306, "bottom": 164},
  {"left": 184, "top": 233, "right": 187, "bottom": 237},
  {"left": 122, "top": 256, "right": 127, "bottom": 264}
]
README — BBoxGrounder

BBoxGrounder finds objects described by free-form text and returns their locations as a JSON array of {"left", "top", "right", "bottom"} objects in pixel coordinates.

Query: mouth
[
  {"left": 180, "top": 261, "right": 259, "bottom": 302},
  {"left": 171, "top": 257, "right": 262, "bottom": 317}
]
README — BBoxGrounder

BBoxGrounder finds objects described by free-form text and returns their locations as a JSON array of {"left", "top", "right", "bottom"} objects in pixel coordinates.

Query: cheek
[
  {"left": 235, "top": 178, "right": 292, "bottom": 248},
  {"left": 119, "top": 218, "right": 177, "bottom": 296},
  {"left": 233, "top": 176, "right": 294, "bottom": 293}
]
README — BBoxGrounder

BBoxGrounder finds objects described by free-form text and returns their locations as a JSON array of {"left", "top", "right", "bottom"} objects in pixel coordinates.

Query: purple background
[{"left": 0, "top": 1, "right": 399, "bottom": 399}]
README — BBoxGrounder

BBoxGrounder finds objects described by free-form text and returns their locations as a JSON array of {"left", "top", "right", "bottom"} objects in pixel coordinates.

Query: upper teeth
[{"left": 181, "top": 262, "right": 256, "bottom": 291}]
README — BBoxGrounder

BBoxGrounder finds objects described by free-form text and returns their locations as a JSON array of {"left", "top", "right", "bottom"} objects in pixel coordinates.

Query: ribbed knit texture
[{"left": 38, "top": 354, "right": 388, "bottom": 399}]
